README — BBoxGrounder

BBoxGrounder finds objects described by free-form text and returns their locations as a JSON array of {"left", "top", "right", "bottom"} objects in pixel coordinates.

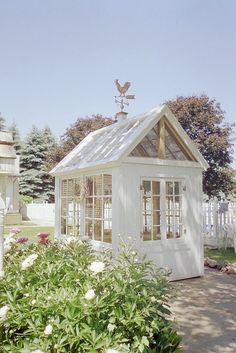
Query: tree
[
  {"left": 8, "top": 121, "right": 22, "bottom": 155},
  {"left": 19, "top": 126, "right": 57, "bottom": 202},
  {"left": 46, "top": 114, "right": 113, "bottom": 171},
  {"left": 0, "top": 112, "right": 6, "bottom": 131},
  {"left": 166, "top": 95, "right": 235, "bottom": 197}
]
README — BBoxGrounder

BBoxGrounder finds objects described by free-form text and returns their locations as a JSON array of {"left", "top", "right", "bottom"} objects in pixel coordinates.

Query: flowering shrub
[{"left": 0, "top": 241, "right": 182, "bottom": 353}]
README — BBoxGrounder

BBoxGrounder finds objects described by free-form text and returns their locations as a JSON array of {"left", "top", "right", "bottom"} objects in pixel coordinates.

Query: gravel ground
[{"left": 171, "top": 267, "right": 236, "bottom": 353}]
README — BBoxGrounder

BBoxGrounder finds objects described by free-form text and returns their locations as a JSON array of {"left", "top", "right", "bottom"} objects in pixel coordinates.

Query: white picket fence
[{"left": 203, "top": 199, "right": 236, "bottom": 250}]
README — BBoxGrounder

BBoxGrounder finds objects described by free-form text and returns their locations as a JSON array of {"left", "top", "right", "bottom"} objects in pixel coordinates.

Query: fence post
[{"left": 212, "top": 197, "right": 218, "bottom": 247}]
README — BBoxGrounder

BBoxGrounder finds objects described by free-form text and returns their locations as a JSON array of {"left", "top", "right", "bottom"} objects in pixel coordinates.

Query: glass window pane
[
  {"left": 175, "top": 225, "right": 182, "bottom": 238},
  {"left": 94, "top": 198, "right": 102, "bottom": 219},
  {"left": 104, "top": 175, "right": 112, "bottom": 195},
  {"left": 152, "top": 181, "right": 160, "bottom": 195},
  {"left": 85, "top": 220, "right": 93, "bottom": 239},
  {"left": 143, "top": 197, "right": 151, "bottom": 212},
  {"left": 166, "top": 182, "right": 174, "bottom": 195},
  {"left": 167, "top": 225, "right": 174, "bottom": 239},
  {"left": 61, "top": 180, "right": 68, "bottom": 197},
  {"left": 174, "top": 182, "right": 180, "bottom": 195},
  {"left": 166, "top": 196, "right": 174, "bottom": 210},
  {"left": 74, "top": 179, "right": 81, "bottom": 197},
  {"left": 153, "top": 226, "right": 161, "bottom": 240},
  {"left": 85, "top": 198, "right": 93, "bottom": 218},
  {"left": 94, "top": 220, "right": 102, "bottom": 241},
  {"left": 143, "top": 213, "right": 151, "bottom": 229},
  {"left": 103, "top": 220, "right": 112, "bottom": 243},
  {"left": 143, "top": 180, "right": 151, "bottom": 196},
  {"left": 153, "top": 196, "right": 160, "bottom": 210},
  {"left": 143, "top": 228, "right": 152, "bottom": 241},
  {"left": 153, "top": 210, "right": 160, "bottom": 226},
  {"left": 61, "top": 199, "right": 67, "bottom": 216},
  {"left": 94, "top": 175, "right": 102, "bottom": 195},
  {"left": 68, "top": 179, "right": 74, "bottom": 197},
  {"left": 104, "top": 197, "right": 112, "bottom": 219},
  {"left": 85, "top": 177, "right": 93, "bottom": 197}
]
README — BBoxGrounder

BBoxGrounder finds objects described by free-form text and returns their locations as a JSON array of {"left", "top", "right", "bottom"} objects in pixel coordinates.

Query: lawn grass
[
  {"left": 204, "top": 247, "right": 236, "bottom": 263},
  {"left": 4, "top": 225, "right": 55, "bottom": 241}
]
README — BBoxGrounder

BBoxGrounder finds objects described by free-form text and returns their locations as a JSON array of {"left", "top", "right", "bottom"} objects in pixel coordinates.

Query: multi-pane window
[
  {"left": 85, "top": 174, "right": 112, "bottom": 243},
  {"left": 165, "top": 181, "right": 183, "bottom": 239},
  {"left": 61, "top": 178, "right": 81, "bottom": 236},
  {"left": 129, "top": 119, "right": 195, "bottom": 161},
  {"left": 142, "top": 179, "right": 183, "bottom": 241},
  {"left": 142, "top": 180, "right": 161, "bottom": 241}
]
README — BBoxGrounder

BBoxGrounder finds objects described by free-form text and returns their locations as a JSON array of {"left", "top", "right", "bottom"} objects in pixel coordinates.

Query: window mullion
[{"left": 160, "top": 180, "right": 166, "bottom": 241}]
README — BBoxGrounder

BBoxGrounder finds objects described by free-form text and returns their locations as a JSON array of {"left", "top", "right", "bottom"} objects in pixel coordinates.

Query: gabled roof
[{"left": 50, "top": 105, "right": 209, "bottom": 175}]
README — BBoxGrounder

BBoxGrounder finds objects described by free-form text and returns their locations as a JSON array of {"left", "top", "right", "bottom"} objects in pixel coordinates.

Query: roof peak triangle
[{"left": 50, "top": 104, "right": 209, "bottom": 176}]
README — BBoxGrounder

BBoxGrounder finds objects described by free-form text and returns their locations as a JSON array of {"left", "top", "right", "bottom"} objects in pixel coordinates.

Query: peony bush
[{"left": 0, "top": 238, "right": 182, "bottom": 353}]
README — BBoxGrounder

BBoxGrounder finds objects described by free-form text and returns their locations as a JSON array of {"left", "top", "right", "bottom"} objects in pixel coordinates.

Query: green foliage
[
  {"left": 0, "top": 112, "right": 6, "bottom": 131},
  {"left": 19, "top": 126, "right": 57, "bottom": 202},
  {"left": 166, "top": 95, "right": 235, "bottom": 197},
  {"left": 0, "top": 241, "right": 181, "bottom": 353},
  {"left": 46, "top": 115, "right": 113, "bottom": 171},
  {"left": 204, "top": 247, "right": 236, "bottom": 263},
  {"left": 19, "top": 195, "right": 34, "bottom": 204},
  {"left": 8, "top": 121, "right": 22, "bottom": 155},
  {"left": 4, "top": 226, "right": 54, "bottom": 242}
]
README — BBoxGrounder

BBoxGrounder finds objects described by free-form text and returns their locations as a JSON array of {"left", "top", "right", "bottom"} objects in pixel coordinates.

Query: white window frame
[
  {"left": 141, "top": 178, "right": 184, "bottom": 243},
  {"left": 84, "top": 173, "right": 112, "bottom": 243}
]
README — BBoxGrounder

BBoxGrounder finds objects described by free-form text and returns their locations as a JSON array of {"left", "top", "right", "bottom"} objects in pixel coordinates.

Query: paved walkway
[{"left": 171, "top": 268, "right": 236, "bottom": 353}]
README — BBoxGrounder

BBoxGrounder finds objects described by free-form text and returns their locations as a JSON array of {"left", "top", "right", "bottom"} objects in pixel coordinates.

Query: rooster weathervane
[{"left": 114, "top": 79, "right": 135, "bottom": 113}]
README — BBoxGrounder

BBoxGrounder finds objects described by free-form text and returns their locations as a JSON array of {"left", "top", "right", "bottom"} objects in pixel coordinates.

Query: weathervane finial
[{"left": 114, "top": 79, "right": 135, "bottom": 115}]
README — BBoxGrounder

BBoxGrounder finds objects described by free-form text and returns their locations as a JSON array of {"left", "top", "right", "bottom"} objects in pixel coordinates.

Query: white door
[{"left": 140, "top": 178, "right": 184, "bottom": 243}]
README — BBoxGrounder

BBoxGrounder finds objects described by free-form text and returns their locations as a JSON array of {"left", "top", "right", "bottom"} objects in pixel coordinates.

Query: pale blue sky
[{"left": 0, "top": 0, "right": 235, "bottom": 165}]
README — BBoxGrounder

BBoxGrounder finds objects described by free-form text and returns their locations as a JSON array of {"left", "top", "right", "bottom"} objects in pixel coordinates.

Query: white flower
[
  {"left": 84, "top": 289, "right": 96, "bottom": 300},
  {"left": 4, "top": 244, "right": 12, "bottom": 254},
  {"left": 0, "top": 305, "right": 9, "bottom": 320},
  {"left": 43, "top": 324, "right": 53, "bottom": 336},
  {"left": 31, "top": 299, "right": 36, "bottom": 305},
  {"left": 65, "top": 236, "right": 78, "bottom": 244},
  {"left": 89, "top": 261, "right": 105, "bottom": 274},
  {"left": 106, "top": 349, "right": 120, "bottom": 353},
  {"left": 4, "top": 235, "right": 16, "bottom": 245},
  {"left": 131, "top": 251, "right": 136, "bottom": 255},
  {"left": 150, "top": 296, "right": 156, "bottom": 303},
  {"left": 107, "top": 323, "right": 116, "bottom": 332},
  {"left": 21, "top": 254, "right": 38, "bottom": 270},
  {"left": 44, "top": 324, "right": 53, "bottom": 336},
  {"left": 31, "top": 350, "right": 45, "bottom": 353}
]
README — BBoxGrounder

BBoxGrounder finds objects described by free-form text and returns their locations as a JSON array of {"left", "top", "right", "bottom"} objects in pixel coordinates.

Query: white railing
[{"left": 203, "top": 198, "right": 236, "bottom": 250}]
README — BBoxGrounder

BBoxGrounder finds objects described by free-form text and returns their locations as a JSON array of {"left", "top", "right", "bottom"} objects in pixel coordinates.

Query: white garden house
[{"left": 51, "top": 105, "right": 209, "bottom": 280}]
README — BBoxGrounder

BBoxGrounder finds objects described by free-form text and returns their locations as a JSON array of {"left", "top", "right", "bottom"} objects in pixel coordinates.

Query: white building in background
[
  {"left": 51, "top": 105, "right": 209, "bottom": 280},
  {"left": 0, "top": 131, "right": 21, "bottom": 225}
]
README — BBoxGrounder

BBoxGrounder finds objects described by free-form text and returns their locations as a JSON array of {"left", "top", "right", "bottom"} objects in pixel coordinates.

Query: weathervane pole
[{"left": 114, "top": 79, "right": 135, "bottom": 121}]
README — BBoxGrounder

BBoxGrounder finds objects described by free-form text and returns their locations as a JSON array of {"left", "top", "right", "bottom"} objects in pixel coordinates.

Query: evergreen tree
[
  {"left": 0, "top": 112, "right": 6, "bottom": 131},
  {"left": 19, "top": 126, "right": 57, "bottom": 202},
  {"left": 8, "top": 121, "right": 22, "bottom": 155},
  {"left": 41, "top": 126, "right": 58, "bottom": 202}
]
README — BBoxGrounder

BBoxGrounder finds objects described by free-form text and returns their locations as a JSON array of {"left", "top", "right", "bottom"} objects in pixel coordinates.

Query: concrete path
[{"left": 171, "top": 268, "right": 236, "bottom": 353}]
